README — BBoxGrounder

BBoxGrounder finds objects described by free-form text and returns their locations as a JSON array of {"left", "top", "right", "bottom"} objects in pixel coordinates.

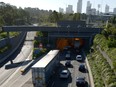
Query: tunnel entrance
[{"left": 56, "top": 38, "right": 84, "bottom": 50}]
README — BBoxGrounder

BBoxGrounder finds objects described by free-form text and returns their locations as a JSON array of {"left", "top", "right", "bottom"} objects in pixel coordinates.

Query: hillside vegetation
[{"left": 87, "top": 16, "right": 116, "bottom": 87}]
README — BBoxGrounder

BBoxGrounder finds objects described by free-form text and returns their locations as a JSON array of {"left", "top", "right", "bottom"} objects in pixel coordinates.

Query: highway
[
  {"left": 0, "top": 31, "right": 36, "bottom": 87},
  {"left": 0, "top": 31, "right": 90, "bottom": 87},
  {"left": 21, "top": 49, "right": 90, "bottom": 87},
  {"left": 48, "top": 50, "right": 90, "bottom": 87}
]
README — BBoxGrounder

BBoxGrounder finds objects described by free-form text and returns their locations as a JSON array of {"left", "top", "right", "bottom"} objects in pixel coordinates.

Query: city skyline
[{"left": 0, "top": 0, "right": 116, "bottom": 13}]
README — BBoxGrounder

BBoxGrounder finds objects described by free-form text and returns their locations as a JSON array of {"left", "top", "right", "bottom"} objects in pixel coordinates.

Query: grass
[{"left": 93, "top": 34, "right": 116, "bottom": 72}]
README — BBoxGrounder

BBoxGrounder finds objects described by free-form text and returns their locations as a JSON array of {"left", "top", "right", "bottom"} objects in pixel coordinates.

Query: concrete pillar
[
  {"left": 6, "top": 32, "right": 10, "bottom": 43},
  {"left": 10, "top": 60, "right": 13, "bottom": 64}
]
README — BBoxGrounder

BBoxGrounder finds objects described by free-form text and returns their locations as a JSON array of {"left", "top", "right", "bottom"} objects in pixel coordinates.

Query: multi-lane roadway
[
  {"left": 0, "top": 32, "right": 36, "bottom": 87},
  {"left": 0, "top": 32, "right": 90, "bottom": 87},
  {"left": 48, "top": 50, "right": 90, "bottom": 87}
]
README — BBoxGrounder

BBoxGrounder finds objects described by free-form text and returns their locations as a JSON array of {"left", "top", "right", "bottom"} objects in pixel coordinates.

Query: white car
[
  {"left": 60, "top": 70, "right": 70, "bottom": 78},
  {"left": 76, "top": 55, "right": 82, "bottom": 61}
]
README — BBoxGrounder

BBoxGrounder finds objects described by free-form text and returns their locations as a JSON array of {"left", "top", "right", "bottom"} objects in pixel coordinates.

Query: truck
[{"left": 32, "top": 50, "right": 59, "bottom": 87}]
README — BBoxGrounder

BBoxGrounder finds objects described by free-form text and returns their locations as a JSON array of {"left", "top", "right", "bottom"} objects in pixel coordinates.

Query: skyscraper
[
  {"left": 66, "top": 5, "right": 73, "bottom": 14},
  {"left": 105, "top": 4, "right": 109, "bottom": 13},
  {"left": 59, "top": 7, "right": 64, "bottom": 13},
  {"left": 77, "top": 0, "right": 82, "bottom": 13},
  {"left": 113, "top": 8, "right": 116, "bottom": 14},
  {"left": 86, "top": 1, "right": 92, "bottom": 15}
]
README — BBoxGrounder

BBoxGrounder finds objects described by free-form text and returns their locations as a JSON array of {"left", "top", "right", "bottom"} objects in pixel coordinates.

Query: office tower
[
  {"left": 105, "top": 4, "right": 109, "bottom": 13},
  {"left": 97, "top": 4, "right": 100, "bottom": 15},
  {"left": 91, "top": 8, "right": 96, "bottom": 15},
  {"left": 59, "top": 7, "right": 64, "bottom": 13},
  {"left": 66, "top": 5, "right": 73, "bottom": 14},
  {"left": 113, "top": 8, "right": 116, "bottom": 14},
  {"left": 77, "top": 0, "right": 82, "bottom": 13},
  {"left": 86, "top": 1, "right": 92, "bottom": 15}
]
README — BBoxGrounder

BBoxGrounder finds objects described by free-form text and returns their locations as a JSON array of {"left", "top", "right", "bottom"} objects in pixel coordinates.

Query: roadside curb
[
  {"left": 83, "top": 50, "right": 94, "bottom": 87},
  {"left": 85, "top": 58, "right": 94, "bottom": 87}
]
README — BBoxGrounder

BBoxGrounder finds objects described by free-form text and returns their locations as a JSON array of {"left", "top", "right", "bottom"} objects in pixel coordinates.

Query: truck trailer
[{"left": 31, "top": 50, "right": 59, "bottom": 87}]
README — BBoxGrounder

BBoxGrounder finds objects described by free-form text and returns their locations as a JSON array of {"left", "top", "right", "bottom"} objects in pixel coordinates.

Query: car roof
[
  {"left": 66, "top": 60, "right": 71, "bottom": 62},
  {"left": 80, "top": 64, "right": 85, "bottom": 66},
  {"left": 76, "top": 55, "right": 82, "bottom": 57},
  {"left": 62, "top": 70, "right": 68, "bottom": 73},
  {"left": 76, "top": 77, "right": 85, "bottom": 80},
  {"left": 66, "top": 54, "right": 70, "bottom": 57}
]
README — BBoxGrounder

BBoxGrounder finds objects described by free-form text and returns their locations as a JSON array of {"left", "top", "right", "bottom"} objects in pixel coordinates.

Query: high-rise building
[
  {"left": 59, "top": 7, "right": 64, "bottom": 13},
  {"left": 91, "top": 8, "right": 96, "bottom": 15},
  {"left": 66, "top": 5, "right": 73, "bottom": 14},
  {"left": 113, "top": 8, "right": 116, "bottom": 14},
  {"left": 105, "top": 4, "right": 109, "bottom": 13},
  {"left": 86, "top": 1, "right": 92, "bottom": 15},
  {"left": 77, "top": 0, "right": 82, "bottom": 13}
]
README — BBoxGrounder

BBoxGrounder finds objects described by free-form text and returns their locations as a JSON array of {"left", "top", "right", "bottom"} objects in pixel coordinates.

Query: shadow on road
[
  {"left": 0, "top": 40, "right": 24, "bottom": 68},
  {"left": 5, "top": 60, "right": 31, "bottom": 69}
]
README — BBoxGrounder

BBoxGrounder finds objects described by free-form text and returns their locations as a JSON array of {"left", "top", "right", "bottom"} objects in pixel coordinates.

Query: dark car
[
  {"left": 65, "top": 54, "right": 71, "bottom": 60},
  {"left": 65, "top": 60, "right": 71, "bottom": 67},
  {"left": 79, "top": 64, "right": 86, "bottom": 72},
  {"left": 76, "top": 77, "right": 86, "bottom": 87},
  {"left": 60, "top": 69, "right": 70, "bottom": 79}
]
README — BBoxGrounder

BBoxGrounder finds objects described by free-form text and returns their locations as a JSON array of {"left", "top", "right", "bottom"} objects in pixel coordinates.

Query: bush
[
  {"left": 32, "top": 48, "right": 47, "bottom": 59},
  {"left": 108, "top": 82, "right": 116, "bottom": 87},
  {"left": 107, "top": 40, "right": 116, "bottom": 48}
]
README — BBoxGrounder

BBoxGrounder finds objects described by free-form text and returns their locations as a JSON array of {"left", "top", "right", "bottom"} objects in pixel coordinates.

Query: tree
[
  {"left": 73, "top": 13, "right": 81, "bottom": 21},
  {"left": 0, "top": 16, "right": 5, "bottom": 26}
]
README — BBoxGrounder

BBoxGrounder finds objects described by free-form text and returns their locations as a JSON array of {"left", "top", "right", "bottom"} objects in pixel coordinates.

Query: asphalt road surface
[
  {"left": 0, "top": 32, "right": 36, "bottom": 87},
  {"left": 48, "top": 50, "right": 90, "bottom": 87}
]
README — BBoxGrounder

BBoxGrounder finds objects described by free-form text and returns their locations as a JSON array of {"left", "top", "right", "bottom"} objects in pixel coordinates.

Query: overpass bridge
[
  {"left": 2, "top": 26, "right": 103, "bottom": 49},
  {"left": 2, "top": 26, "right": 102, "bottom": 37}
]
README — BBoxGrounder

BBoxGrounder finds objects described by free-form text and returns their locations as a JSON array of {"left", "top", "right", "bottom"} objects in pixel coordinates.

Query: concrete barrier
[{"left": 0, "top": 32, "right": 27, "bottom": 64}]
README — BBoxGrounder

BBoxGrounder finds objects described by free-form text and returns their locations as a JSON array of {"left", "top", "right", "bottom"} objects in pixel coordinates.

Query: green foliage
[
  {"left": 48, "top": 10, "right": 60, "bottom": 23},
  {"left": 0, "top": 16, "right": 5, "bottom": 26},
  {"left": 73, "top": 13, "right": 81, "bottom": 21},
  {"left": 0, "top": 2, "right": 30, "bottom": 26},
  {"left": 0, "top": 32, "right": 7, "bottom": 39},
  {"left": 108, "top": 82, "right": 116, "bottom": 87},
  {"left": 94, "top": 34, "right": 108, "bottom": 51},
  {"left": 0, "top": 32, "right": 20, "bottom": 39},
  {"left": 36, "top": 31, "right": 43, "bottom": 37},
  {"left": 88, "top": 50, "right": 116, "bottom": 87},
  {"left": 34, "top": 40, "right": 40, "bottom": 46},
  {"left": 32, "top": 48, "right": 47, "bottom": 59},
  {"left": 107, "top": 39, "right": 116, "bottom": 48},
  {"left": 42, "top": 31, "right": 48, "bottom": 37},
  {"left": 109, "top": 16, "right": 116, "bottom": 24}
]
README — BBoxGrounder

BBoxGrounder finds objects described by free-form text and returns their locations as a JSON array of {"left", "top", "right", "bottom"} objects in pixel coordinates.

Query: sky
[{"left": 0, "top": 0, "right": 116, "bottom": 13}]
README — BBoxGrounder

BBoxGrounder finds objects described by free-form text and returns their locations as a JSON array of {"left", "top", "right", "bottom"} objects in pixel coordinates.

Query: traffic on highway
[{"left": 47, "top": 47, "right": 90, "bottom": 87}]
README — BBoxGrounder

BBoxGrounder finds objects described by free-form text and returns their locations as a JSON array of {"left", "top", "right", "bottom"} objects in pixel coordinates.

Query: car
[
  {"left": 65, "top": 54, "right": 71, "bottom": 60},
  {"left": 67, "top": 50, "right": 71, "bottom": 54},
  {"left": 65, "top": 60, "right": 71, "bottom": 67},
  {"left": 79, "top": 64, "right": 86, "bottom": 72},
  {"left": 63, "top": 46, "right": 71, "bottom": 51},
  {"left": 60, "top": 70, "right": 70, "bottom": 79},
  {"left": 76, "top": 55, "right": 82, "bottom": 61},
  {"left": 76, "top": 77, "right": 86, "bottom": 86}
]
